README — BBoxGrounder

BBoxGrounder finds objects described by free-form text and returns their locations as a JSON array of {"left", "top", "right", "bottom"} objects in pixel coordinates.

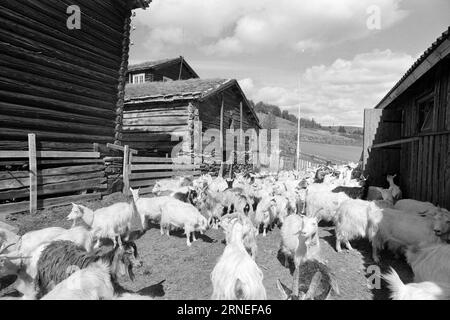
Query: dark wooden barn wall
[
  {"left": 121, "top": 101, "right": 191, "bottom": 156},
  {"left": 122, "top": 86, "right": 260, "bottom": 158},
  {"left": 398, "top": 60, "right": 450, "bottom": 208},
  {"left": 0, "top": 0, "right": 129, "bottom": 151}
]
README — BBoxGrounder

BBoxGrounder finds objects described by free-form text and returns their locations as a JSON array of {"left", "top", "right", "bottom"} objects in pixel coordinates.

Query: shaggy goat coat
[
  {"left": 406, "top": 243, "right": 450, "bottom": 284},
  {"left": 40, "top": 262, "right": 114, "bottom": 300},
  {"left": 34, "top": 240, "right": 139, "bottom": 298},
  {"left": 383, "top": 267, "right": 450, "bottom": 300},
  {"left": 211, "top": 221, "right": 266, "bottom": 300}
]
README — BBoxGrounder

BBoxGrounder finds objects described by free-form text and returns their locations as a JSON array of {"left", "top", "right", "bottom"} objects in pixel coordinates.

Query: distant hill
[{"left": 257, "top": 113, "right": 363, "bottom": 147}]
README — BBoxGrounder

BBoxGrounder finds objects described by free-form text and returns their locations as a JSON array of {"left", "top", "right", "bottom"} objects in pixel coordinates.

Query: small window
[
  {"left": 132, "top": 73, "right": 146, "bottom": 84},
  {"left": 417, "top": 95, "right": 434, "bottom": 133},
  {"left": 163, "top": 76, "right": 173, "bottom": 82}
]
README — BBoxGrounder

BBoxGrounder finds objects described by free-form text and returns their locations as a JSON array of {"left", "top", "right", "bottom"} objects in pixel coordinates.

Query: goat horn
[
  {"left": 304, "top": 271, "right": 323, "bottom": 300},
  {"left": 0, "top": 242, "right": 16, "bottom": 255}
]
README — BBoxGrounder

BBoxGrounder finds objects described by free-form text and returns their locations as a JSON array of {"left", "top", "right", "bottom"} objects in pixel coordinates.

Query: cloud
[
  {"left": 133, "top": 0, "right": 408, "bottom": 57},
  {"left": 240, "top": 49, "right": 415, "bottom": 126}
]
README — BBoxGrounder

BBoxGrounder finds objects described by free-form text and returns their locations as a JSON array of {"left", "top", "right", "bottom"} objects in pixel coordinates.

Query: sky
[{"left": 129, "top": 0, "right": 450, "bottom": 126}]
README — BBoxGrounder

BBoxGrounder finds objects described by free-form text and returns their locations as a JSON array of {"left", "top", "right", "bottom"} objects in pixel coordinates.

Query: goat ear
[{"left": 276, "top": 279, "right": 292, "bottom": 300}]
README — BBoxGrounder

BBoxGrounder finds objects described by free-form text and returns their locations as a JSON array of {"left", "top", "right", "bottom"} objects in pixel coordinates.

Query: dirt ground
[{"left": 1, "top": 193, "right": 414, "bottom": 300}]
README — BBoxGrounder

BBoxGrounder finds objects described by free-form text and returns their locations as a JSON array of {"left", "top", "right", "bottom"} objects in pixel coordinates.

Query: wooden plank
[
  {"left": 0, "top": 171, "right": 104, "bottom": 190},
  {"left": 130, "top": 171, "right": 200, "bottom": 180},
  {"left": 446, "top": 135, "right": 450, "bottom": 209},
  {"left": 427, "top": 135, "right": 434, "bottom": 202},
  {"left": 28, "top": 134, "right": 37, "bottom": 215},
  {"left": 0, "top": 165, "right": 104, "bottom": 180},
  {"left": 130, "top": 174, "right": 200, "bottom": 188},
  {"left": 0, "top": 178, "right": 106, "bottom": 201},
  {"left": 131, "top": 157, "right": 174, "bottom": 163},
  {"left": 0, "top": 193, "right": 101, "bottom": 216},
  {"left": 106, "top": 143, "right": 138, "bottom": 155},
  {"left": 410, "top": 140, "right": 418, "bottom": 199},
  {"left": 219, "top": 96, "right": 224, "bottom": 177},
  {"left": 421, "top": 136, "right": 429, "bottom": 201},
  {"left": 417, "top": 138, "right": 423, "bottom": 201},
  {"left": 371, "top": 137, "right": 420, "bottom": 149},
  {"left": 131, "top": 164, "right": 200, "bottom": 171},
  {"left": 0, "top": 150, "right": 100, "bottom": 158},
  {"left": 439, "top": 134, "right": 447, "bottom": 206},
  {"left": 432, "top": 135, "right": 440, "bottom": 205},
  {"left": 123, "top": 145, "right": 130, "bottom": 194}
]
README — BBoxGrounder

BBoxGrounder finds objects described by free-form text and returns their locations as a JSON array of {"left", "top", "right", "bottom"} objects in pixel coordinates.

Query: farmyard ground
[{"left": 1, "top": 193, "right": 413, "bottom": 300}]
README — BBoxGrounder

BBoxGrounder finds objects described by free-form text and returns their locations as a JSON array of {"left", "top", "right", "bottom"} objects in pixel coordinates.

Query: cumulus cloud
[
  {"left": 240, "top": 49, "right": 415, "bottom": 126},
  {"left": 134, "top": 0, "right": 407, "bottom": 57}
]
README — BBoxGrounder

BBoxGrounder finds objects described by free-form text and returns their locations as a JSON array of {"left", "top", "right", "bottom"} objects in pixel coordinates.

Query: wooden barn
[
  {"left": 126, "top": 56, "right": 199, "bottom": 84},
  {"left": 123, "top": 78, "right": 261, "bottom": 160},
  {"left": 0, "top": 0, "right": 151, "bottom": 216},
  {"left": 363, "top": 26, "right": 450, "bottom": 209}
]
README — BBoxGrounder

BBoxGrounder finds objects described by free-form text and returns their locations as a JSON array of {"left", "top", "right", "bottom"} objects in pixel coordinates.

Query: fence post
[
  {"left": 123, "top": 145, "right": 130, "bottom": 195},
  {"left": 28, "top": 134, "right": 37, "bottom": 215}
]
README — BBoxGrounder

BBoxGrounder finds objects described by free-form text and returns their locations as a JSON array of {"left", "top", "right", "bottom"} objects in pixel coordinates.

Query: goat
[
  {"left": 254, "top": 197, "right": 277, "bottom": 236},
  {"left": 68, "top": 194, "right": 138, "bottom": 248},
  {"left": 383, "top": 267, "right": 450, "bottom": 300},
  {"left": 305, "top": 185, "right": 350, "bottom": 224},
  {"left": 370, "top": 208, "right": 450, "bottom": 263},
  {"left": 130, "top": 188, "right": 174, "bottom": 229},
  {"left": 279, "top": 214, "right": 320, "bottom": 296},
  {"left": 40, "top": 261, "right": 114, "bottom": 300},
  {"left": 406, "top": 243, "right": 450, "bottom": 284},
  {"left": 386, "top": 174, "right": 402, "bottom": 202},
  {"left": 53, "top": 226, "right": 94, "bottom": 252},
  {"left": 211, "top": 215, "right": 266, "bottom": 300},
  {"left": 219, "top": 213, "right": 258, "bottom": 259},
  {"left": 334, "top": 199, "right": 385, "bottom": 252},
  {"left": 394, "top": 199, "right": 439, "bottom": 218},
  {"left": 160, "top": 199, "right": 208, "bottom": 246},
  {"left": 277, "top": 260, "right": 339, "bottom": 300},
  {"left": 32, "top": 240, "right": 142, "bottom": 299}
]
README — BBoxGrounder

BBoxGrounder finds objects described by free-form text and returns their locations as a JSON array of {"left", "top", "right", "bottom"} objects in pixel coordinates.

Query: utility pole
[{"left": 296, "top": 81, "right": 301, "bottom": 171}]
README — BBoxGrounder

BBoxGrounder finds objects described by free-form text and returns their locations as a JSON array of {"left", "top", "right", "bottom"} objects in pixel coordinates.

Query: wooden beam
[
  {"left": 122, "top": 145, "right": 130, "bottom": 195},
  {"left": 0, "top": 150, "right": 100, "bottom": 158},
  {"left": 28, "top": 134, "right": 37, "bottom": 215},
  {"left": 106, "top": 143, "right": 138, "bottom": 155},
  {"left": 131, "top": 157, "right": 174, "bottom": 163},
  {"left": 131, "top": 164, "right": 200, "bottom": 171},
  {"left": 371, "top": 137, "right": 420, "bottom": 149}
]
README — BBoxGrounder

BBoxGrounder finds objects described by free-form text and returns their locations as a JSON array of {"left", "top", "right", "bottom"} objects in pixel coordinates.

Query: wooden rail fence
[
  {"left": 122, "top": 145, "right": 201, "bottom": 196},
  {"left": 0, "top": 134, "right": 105, "bottom": 217}
]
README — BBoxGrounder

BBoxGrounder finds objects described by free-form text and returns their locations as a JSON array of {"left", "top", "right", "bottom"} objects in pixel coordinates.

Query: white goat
[
  {"left": 305, "top": 185, "right": 350, "bottom": 223},
  {"left": 370, "top": 208, "right": 450, "bottom": 263},
  {"left": 67, "top": 194, "right": 138, "bottom": 248},
  {"left": 383, "top": 267, "right": 450, "bottom": 300},
  {"left": 130, "top": 188, "right": 174, "bottom": 229},
  {"left": 406, "top": 243, "right": 450, "bottom": 284},
  {"left": 254, "top": 197, "right": 277, "bottom": 236},
  {"left": 280, "top": 214, "right": 320, "bottom": 295},
  {"left": 394, "top": 199, "right": 438, "bottom": 218},
  {"left": 159, "top": 199, "right": 208, "bottom": 246},
  {"left": 335, "top": 199, "right": 381, "bottom": 252},
  {"left": 211, "top": 216, "right": 266, "bottom": 300},
  {"left": 40, "top": 261, "right": 114, "bottom": 300},
  {"left": 386, "top": 174, "right": 402, "bottom": 202}
]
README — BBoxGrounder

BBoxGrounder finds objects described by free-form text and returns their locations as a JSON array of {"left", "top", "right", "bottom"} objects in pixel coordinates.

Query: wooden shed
[
  {"left": 126, "top": 56, "right": 199, "bottom": 84},
  {"left": 0, "top": 0, "right": 150, "bottom": 215},
  {"left": 363, "top": 27, "right": 450, "bottom": 209},
  {"left": 122, "top": 78, "right": 261, "bottom": 160}
]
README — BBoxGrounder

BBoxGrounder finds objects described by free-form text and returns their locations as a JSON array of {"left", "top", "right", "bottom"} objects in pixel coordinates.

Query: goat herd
[{"left": 1, "top": 163, "right": 450, "bottom": 300}]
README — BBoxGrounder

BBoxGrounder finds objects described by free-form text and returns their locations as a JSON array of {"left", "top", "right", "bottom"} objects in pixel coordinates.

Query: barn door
[{"left": 363, "top": 108, "right": 402, "bottom": 187}]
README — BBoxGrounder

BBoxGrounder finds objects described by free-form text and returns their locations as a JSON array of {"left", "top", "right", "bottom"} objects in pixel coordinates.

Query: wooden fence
[
  {"left": 122, "top": 145, "right": 201, "bottom": 197},
  {"left": 0, "top": 134, "right": 105, "bottom": 217}
]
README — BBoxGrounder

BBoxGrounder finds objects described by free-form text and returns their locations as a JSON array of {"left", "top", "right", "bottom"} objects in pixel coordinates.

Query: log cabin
[
  {"left": 363, "top": 26, "right": 450, "bottom": 209},
  {"left": 0, "top": 0, "right": 151, "bottom": 215},
  {"left": 123, "top": 78, "right": 261, "bottom": 161},
  {"left": 126, "top": 56, "right": 199, "bottom": 84}
]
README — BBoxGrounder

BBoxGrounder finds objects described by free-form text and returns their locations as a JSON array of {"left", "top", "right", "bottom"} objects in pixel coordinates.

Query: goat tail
[{"left": 382, "top": 267, "right": 405, "bottom": 300}]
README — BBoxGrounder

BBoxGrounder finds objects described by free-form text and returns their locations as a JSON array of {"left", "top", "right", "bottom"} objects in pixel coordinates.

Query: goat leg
[
  {"left": 345, "top": 240, "right": 354, "bottom": 251},
  {"left": 292, "top": 264, "right": 300, "bottom": 298}
]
